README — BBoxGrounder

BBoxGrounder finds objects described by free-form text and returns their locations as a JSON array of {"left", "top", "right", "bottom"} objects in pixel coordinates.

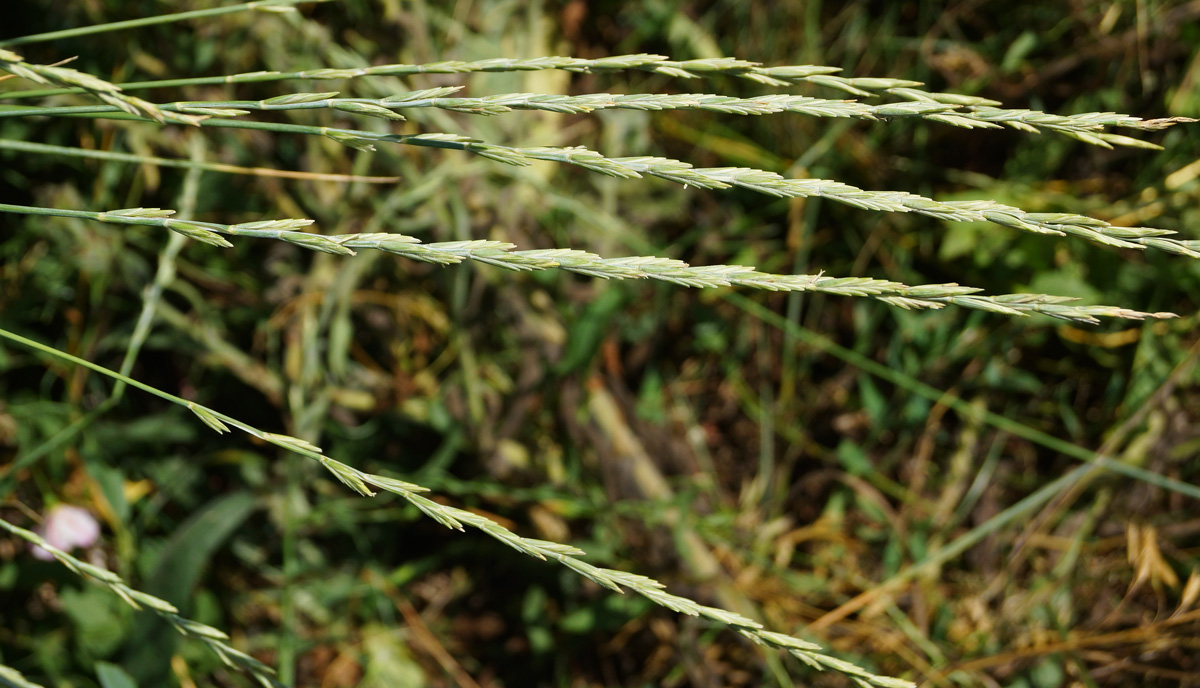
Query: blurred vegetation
[{"left": 1, "top": 0, "right": 1199, "bottom": 686}]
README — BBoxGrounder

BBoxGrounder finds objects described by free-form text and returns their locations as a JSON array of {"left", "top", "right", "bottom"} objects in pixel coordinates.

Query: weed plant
[{"left": 1, "top": 1, "right": 1199, "bottom": 687}]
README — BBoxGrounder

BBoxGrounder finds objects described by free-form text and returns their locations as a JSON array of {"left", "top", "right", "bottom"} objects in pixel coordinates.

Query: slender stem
[
  {"left": 0, "top": 329, "right": 190, "bottom": 408},
  {"left": 113, "top": 138, "right": 205, "bottom": 400},
  {"left": 0, "top": 0, "right": 326, "bottom": 48},
  {"left": 0, "top": 105, "right": 149, "bottom": 118},
  {"left": 278, "top": 452, "right": 298, "bottom": 686},
  {"left": 0, "top": 139, "right": 400, "bottom": 183}
]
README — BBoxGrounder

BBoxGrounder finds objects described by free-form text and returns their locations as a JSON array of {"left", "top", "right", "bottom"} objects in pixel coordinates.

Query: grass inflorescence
[{"left": 2, "top": 1, "right": 1197, "bottom": 686}]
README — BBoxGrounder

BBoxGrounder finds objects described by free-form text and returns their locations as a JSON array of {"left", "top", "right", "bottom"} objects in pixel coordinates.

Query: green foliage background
[{"left": 1, "top": 0, "right": 1199, "bottom": 686}]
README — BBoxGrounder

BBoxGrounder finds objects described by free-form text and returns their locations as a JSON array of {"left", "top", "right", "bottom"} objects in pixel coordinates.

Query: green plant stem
[
  {"left": 0, "top": 139, "right": 400, "bottom": 182},
  {"left": 113, "top": 139, "right": 205, "bottom": 399},
  {"left": 0, "top": 328, "right": 322, "bottom": 464},
  {"left": 277, "top": 261, "right": 338, "bottom": 685},
  {"left": 0, "top": 202, "right": 292, "bottom": 248},
  {"left": 278, "top": 453, "right": 298, "bottom": 686},
  {"left": 0, "top": 0, "right": 327, "bottom": 48}
]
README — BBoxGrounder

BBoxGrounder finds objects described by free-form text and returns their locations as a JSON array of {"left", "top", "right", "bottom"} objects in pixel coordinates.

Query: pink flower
[{"left": 31, "top": 504, "right": 101, "bottom": 561}]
